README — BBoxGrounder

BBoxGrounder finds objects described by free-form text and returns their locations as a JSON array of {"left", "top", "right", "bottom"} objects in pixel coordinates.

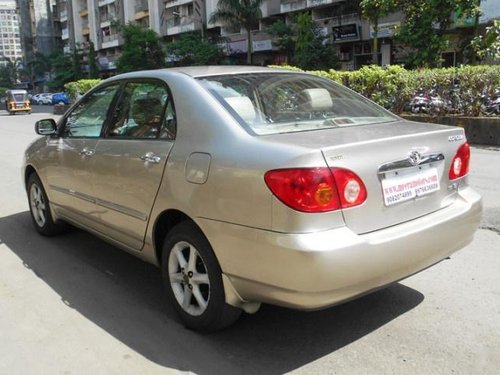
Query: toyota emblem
[{"left": 408, "top": 151, "right": 422, "bottom": 166}]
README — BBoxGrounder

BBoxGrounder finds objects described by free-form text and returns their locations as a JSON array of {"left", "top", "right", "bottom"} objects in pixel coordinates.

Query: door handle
[
  {"left": 140, "top": 152, "right": 161, "bottom": 164},
  {"left": 79, "top": 148, "right": 94, "bottom": 157}
]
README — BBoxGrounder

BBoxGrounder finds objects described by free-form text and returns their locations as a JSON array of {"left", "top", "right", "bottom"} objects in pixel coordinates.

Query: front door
[{"left": 44, "top": 83, "right": 121, "bottom": 226}]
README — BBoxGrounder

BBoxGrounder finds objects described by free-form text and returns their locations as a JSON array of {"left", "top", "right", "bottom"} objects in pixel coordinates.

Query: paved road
[{"left": 0, "top": 107, "right": 499, "bottom": 375}]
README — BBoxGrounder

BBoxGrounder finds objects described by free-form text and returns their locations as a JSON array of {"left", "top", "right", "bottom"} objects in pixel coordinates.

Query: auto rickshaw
[{"left": 4, "top": 89, "right": 31, "bottom": 115}]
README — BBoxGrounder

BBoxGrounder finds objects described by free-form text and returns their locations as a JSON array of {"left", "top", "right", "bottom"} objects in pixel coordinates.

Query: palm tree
[{"left": 209, "top": 0, "right": 263, "bottom": 64}]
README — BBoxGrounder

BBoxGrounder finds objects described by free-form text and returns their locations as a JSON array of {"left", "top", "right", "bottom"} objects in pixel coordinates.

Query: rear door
[{"left": 91, "top": 79, "right": 176, "bottom": 250}]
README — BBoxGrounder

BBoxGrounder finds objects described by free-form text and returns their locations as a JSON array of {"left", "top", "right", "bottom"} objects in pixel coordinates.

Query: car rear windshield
[{"left": 197, "top": 73, "right": 398, "bottom": 135}]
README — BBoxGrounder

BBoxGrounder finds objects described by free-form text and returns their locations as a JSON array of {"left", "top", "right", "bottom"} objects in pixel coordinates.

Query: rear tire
[
  {"left": 27, "top": 173, "right": 66, "bottom": 236},
  {"left": 161, "top": 221, "right": 241, "bottom": 332}
]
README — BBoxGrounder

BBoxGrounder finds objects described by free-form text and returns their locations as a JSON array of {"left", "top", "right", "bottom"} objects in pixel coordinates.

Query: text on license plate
[{"left": 382, "top": 168, "right": 440, "bottom": 206}]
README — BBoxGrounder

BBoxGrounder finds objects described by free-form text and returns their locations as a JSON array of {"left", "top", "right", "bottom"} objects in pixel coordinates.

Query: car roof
[{"left": 161, "top": 65, "right": 294, "bottom": 78}]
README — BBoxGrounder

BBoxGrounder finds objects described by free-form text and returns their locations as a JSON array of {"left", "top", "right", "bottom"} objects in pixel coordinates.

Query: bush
[
  {"left": 269, "top": 64, "right": 500, "bottom": 116},
  {"left": 64, "top": 79, "right": 101, "bottom": 102}
]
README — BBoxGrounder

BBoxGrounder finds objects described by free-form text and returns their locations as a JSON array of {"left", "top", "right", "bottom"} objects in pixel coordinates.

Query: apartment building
[
  {"left": 49, "top": 0, "right": 500, "bottom": 75},
  {"left": 0, "top": 0, "right": 23, "bottom": 66}
]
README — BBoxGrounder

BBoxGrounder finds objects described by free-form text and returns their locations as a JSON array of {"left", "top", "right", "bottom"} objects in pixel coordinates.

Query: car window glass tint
[
  {"left": 108, "top": 82, "right": 170, "bottom": 139},
  {"left": 63, "top": 84, "right": 119, "bottom": 138}
]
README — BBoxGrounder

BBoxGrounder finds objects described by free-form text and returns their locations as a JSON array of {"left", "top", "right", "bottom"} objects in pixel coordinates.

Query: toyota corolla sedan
[{"left": 23, "top": 66, "right": 482, "bottom": 331}]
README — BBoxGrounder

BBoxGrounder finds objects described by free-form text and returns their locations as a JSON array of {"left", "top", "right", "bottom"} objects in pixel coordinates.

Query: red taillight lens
[
  {"left": 264, "top": 167, "right": 367, "bottom": 212},
  {"left": 332, "top": 168, "right": 368, "bottom": 208},
  {"left": 449, "top": 143, "right": 470, "bottom": 180}
]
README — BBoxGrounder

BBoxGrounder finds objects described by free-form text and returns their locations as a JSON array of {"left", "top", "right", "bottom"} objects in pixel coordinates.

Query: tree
[
  {"left": 22, "top": 52, "right": 51, "bottom": 89},
  {"left": 293, "top": 13, "right": 339, "bottom": 70},
  {"left": 0, "top": 56, "right": 23, "bottom": 87},
  {"left": 268, "top": 20, "right": 295, "bottom": 63},
  {"left": 87, "top": 41, "right": 99, "bottom": 79},
  {"left": 360, "top": 0, "right": 398, "bottom": 64},
  {"left": 470, "top": 19, "right": 500, "bottom": 61},
  {"left": 116, "top": 23, "right": 165, "bottom": 73},
  {"left": 49, "top": 49, "right": 83, "bottom": 90},
  {"left": 209, "top": 0, "right": 263, "bottom": 64},
  {"left": 166, "top": 32, "right": 225, "bottom": 66},
  {"left": 396, "top": 0, "right": 480, "bottom": 68}
]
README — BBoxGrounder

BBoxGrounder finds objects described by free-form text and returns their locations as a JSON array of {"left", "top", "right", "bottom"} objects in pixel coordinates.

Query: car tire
[
  {"left": 161, "top": 221, "right": 241, "bottom": 332},
  {"left": 27, "top": 173, "right": 66, "bottom": 236}
]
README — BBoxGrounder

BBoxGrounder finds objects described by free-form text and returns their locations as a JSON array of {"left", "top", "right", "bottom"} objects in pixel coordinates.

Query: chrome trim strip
[
  {"left": 50, "top": 185, "right": 95, "bottom": 203},
  {"left": 378, "top": 153, "right": 445, "bottom": 174},
  {"left": 49, "top": 185, "right": 147, "bottom": 221},
  {"left": 95, "top": 199, "right": 148, "bottom": 222}
]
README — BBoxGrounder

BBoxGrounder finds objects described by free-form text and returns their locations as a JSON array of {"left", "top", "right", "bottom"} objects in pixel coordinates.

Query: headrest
[
  {"left": 225, "top": 96, "right": 256, "bottom": 123},
  {"left": 302, "top": 88, "right": 333, "bottom": 111}
]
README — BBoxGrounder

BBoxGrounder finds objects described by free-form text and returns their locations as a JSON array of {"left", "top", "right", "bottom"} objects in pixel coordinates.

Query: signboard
[
  {"left": 370, "top": 22, "right": 400, "bottom": 39},
  {"left": 332, "top": 24, "right": 360, "bottom": 42}
]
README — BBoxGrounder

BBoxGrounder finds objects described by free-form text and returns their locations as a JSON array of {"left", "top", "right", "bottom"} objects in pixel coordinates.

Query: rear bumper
[
  {"left": 199, "top": 187, "right": 482, "bottom": 310},
  {"left": 8, "top": 106, "right": 31, "bottom": 112}
]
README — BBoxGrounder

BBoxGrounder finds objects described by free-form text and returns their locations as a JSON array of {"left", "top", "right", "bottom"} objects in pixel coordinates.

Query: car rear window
[{"left": 197, "top": 73, "right": 398, "bottom": 135}]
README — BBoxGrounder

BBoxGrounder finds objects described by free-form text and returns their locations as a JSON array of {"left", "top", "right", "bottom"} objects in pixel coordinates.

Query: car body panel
[
  {"left": 90, "top": 139, "right": 173, "bottom": 249},
  {"left": 198, "top": 186, "right": 481, "bottom": 309}
]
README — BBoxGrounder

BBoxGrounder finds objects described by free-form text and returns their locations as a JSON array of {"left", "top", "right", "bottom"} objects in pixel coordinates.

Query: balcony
[
  {"left": 79, "top": 8, "right": 88, "bottom": 17},
  {"left": 102, "top": 34, "right": 120, "bottom": 49},
  {"left": 165, "top": 0, "right": 193, "bottom": 9},
  {"left": 135, "top": 0, "right": 148, "bottom": 12},
  {"left": 307, "top": 0, "right": 338, "bottom": 7},
  {"left": 82, "top": 27, "right": 90, "bottom": 35},
  {"left": 280, "top": 0, "right": 307, "bottom": 13},
  {"left": 166, "top": 18, "right": 196, "bottom": 35},
  {"left": 331, "top": 13, "right": 360, "bottom": 27},
  {"left": 63, "top": 45, "right": 71, "bottom": 54},
  {"left": 60, "top": 10, "right": 68, "bottom": 22},
  {"left": 98, "top": 0, "right": 115, "bottom": 7},
  {"left": 61, "top": 28, "right": 69, "bottom": 40}
]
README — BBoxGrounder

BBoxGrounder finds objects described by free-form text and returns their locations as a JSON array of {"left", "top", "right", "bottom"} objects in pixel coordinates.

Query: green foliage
[
  {"left": 166, "top": 32, "right": 225, "bottom": 66},
  {"left": 360, "top": 0, "right": 397, "bottom": 61},
  {"left": 470, "top": 19, "right": 500, "bottom": 61},
  {"left": 49, "top": 49, "right": 84, "bottom": 90},
  {"left": 64, "top": 79, "right": 101, "bottom": 102},
  {"left": 396, "top": 0, "right": 480, "bottom": 68},
  {"left": 87, "top": 41, "right": 99, "bottom": 79},
  {"left": 292, "top": 13, "right": 340, "bottom": 70},
  {"left": 270, "top": 64, "right": 500, "bottom": 116},
  {"left": 268, "top": 20, "right": 294, "bottom": 52},
  {"left": 210, "top": 0, "right": 263, "bottom": 64},
  {"left": 0, "top": 57, "right": 23, "bottom": 87},
  {"left": 116, "top": 23, "right": 165, "bottom": 73}
]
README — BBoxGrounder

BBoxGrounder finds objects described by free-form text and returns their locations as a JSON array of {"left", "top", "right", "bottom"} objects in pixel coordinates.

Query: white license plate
[{"left": 382, "top": 168, "right": 440, "bottom": 206}]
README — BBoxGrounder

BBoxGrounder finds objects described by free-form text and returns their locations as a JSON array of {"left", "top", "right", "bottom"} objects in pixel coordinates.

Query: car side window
[
  {"left": 63, "top": 84, "right": 120, "bottom": 138},
  {"left": 107, "top": 81, "right": 176, "bottom": 140}
]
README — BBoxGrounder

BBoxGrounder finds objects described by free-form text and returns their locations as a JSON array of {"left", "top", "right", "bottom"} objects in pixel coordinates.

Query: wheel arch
[
  {"left": 24, "top": 164, "right": 38, "bottom": 189},
  {"left": 153, "top": 209, "right": 193, "bottom": 265}
]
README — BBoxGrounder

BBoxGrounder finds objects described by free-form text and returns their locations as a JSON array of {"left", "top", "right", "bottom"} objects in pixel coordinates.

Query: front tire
[
  {"left": 27, "top": 173, "right": 65, "bottom": 236},
  {"left": 161, "top": 221, "right": 241, "bottom": 332}
]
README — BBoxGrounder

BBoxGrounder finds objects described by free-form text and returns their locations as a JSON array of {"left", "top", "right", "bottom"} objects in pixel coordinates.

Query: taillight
[
  {"left": 264, "top": 167, "right": 367, "bottom": 213},
  {"left": 449, "top": 143, "right": 470, "bottom": 180}
]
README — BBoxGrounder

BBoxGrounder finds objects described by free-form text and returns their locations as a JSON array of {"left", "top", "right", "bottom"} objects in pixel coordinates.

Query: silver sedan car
[{"left": 23, "top": 66, "right": 482, "bottom": 331}]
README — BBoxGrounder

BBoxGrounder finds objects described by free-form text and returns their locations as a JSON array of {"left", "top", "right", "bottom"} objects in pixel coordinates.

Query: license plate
[{"left": 382, "top": 168, "right": 440, "bottom": 206}]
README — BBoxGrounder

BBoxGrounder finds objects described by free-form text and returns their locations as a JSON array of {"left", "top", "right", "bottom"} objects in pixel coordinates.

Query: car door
[
  {"left": 91, "top": 79, "right": 176, "bottom": 250},
  {"left": 43, "top": 83, "right": 121, "bottom": 227}
]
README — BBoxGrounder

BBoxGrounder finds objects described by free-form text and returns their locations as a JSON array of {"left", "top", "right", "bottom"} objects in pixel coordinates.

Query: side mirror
[{"left": 35, "top": 119, "right": 57, "bottom": 136}]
